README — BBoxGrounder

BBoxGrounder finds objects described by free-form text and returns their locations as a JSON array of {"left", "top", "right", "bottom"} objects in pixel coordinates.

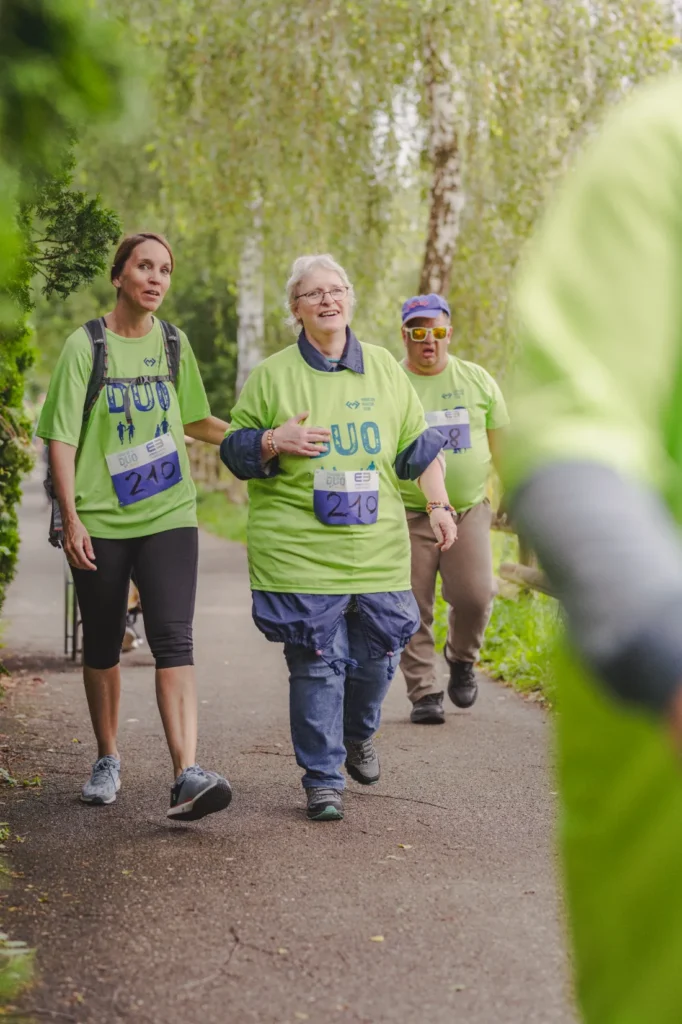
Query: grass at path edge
[{"left": 196, "top": 489, "right": 248, "bottom": 545}]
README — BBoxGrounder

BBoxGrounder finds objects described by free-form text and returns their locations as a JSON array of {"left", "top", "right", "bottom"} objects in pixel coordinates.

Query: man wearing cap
[{"left": 398, "top": 294, "right": 509, "bottom": 724}]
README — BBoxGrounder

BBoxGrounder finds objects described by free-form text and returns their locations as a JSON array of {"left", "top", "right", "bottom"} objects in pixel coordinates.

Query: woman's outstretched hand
[{"left": 271, "top": 412, "right": 331, "bottom": 458}]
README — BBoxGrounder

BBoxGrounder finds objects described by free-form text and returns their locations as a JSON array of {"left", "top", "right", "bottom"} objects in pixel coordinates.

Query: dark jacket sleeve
[
  {"left": 511, "top": 461, "right": 682, "bottom": 715},
  {"left": 394, "top": 427, "right": 445, "bottom": 481},
  {"left": 220, "top": 428, "right": 279, "bottom": 481}
]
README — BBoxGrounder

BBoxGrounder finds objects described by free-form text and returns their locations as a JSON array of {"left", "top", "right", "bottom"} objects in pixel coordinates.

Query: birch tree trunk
[
  {"left": 236, "top": 197, "right": 264, "bottom": 396},
  {"left": 419, "top": 40, "right": 465, "bottom": 297}
]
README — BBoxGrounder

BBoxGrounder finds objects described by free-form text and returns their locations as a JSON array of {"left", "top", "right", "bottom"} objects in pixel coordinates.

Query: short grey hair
[{"left": 285, "top": 253, "right": 356, "bottom": 332}]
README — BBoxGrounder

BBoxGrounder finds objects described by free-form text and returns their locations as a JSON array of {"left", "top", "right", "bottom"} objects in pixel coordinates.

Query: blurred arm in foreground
[
  {"left": 503, "top": 74, "right": 682, "bottom": 733},
  {"left": 502, "top": 73, "right": 682, "bottom": 1024}
]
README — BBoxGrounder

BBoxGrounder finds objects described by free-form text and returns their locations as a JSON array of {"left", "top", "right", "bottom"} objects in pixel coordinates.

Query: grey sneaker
[
  {"left": 306, "top": 787, "right": 344, "bottom": 821},
  {"left": 410, "top": 691, "right": 446, "bottom": 724},
  {"left": 81, "top": 755, "right": 121, "bottom": 805},
  {"left": 167, "top": 765, "right": 232, "bottom": 822},
  {"left": 446, "top": 657, "right": 479, "bottom": 708},
  {"left": 345, "top": 737, "right": 380, "bottom": 785}
]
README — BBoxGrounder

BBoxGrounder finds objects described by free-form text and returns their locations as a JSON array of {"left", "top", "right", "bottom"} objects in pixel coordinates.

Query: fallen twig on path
[
  {"left": 349, "top": 792, "right": 449, "bottom": 810},
  {"left": 23, "top": 1010, "right": 77, "bottom": 1022},
  {"left": 180, "top": 926, "right": 240, "bottom": 991},
  {"left": 242, "top": 748, "right": 296, "bottom": 757}
]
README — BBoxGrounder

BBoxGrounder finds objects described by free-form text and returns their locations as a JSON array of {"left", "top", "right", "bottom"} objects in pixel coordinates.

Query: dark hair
[{"left": 110, "top": 232, "right": 174, "bottom": 286}]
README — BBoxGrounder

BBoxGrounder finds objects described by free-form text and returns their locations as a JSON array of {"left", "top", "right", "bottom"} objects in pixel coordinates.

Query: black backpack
[{"left": 46, "top": 318, "right": 181, "bottom": 547}]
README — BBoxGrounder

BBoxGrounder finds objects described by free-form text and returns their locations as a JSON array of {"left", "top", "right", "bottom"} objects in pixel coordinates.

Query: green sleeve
[
  {"left": 225, "top": 363, "right": 270, "bottom": 433},
  {"left": 396, "top": 361, "right": 428, "bottom": 453},
  {"left": 482, "top": 371, "right": 510, "bottom": 430},
  {"left": 503, "top": 79, "right": 682, "bottom": 495},
  {"left": 177, "top": 332, "right": 211, "bottom": 424},
  {"left": 36, "top": 328, "right": 92, "bottom": 447}
]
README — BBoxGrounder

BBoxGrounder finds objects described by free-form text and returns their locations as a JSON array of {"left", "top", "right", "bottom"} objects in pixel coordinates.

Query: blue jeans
[{"left": 284, "top": 610, "right": 400, "bottom": 790}]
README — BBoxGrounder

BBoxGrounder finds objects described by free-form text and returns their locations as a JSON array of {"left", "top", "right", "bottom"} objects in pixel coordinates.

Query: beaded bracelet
[
  {"left": 426, "top": 500, "right": 456, "bottom": 516},
  {"left": 266, "top": 428, "right": 279, "bottom": 458}
]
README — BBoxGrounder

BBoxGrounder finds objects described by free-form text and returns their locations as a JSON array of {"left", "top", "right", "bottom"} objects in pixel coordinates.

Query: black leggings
[{"left": 71, "top": 527, "right": 198, "bottom": 670}]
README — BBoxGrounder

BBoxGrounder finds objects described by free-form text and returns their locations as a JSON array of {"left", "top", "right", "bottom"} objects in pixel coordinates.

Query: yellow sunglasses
[{"left": 404, "top": 326, "right": 449, "bottom": 342}]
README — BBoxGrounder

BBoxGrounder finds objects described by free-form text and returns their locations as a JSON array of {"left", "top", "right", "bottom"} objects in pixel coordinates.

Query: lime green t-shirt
[
  {"left": 37, "top": 320, "right": 210, "bottom": 539},
  {"left": 503, "top": 75, "right": 682, "bottom": 1024},
  {"left": 226, "top": 341, "right": 427, "bottom": 594},
  {"left": 399, "top": 355, "right": 509, "bottom": 512}
]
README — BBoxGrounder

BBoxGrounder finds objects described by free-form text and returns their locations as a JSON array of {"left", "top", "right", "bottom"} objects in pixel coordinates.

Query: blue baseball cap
[{"left": 401, "top": 293, "right": 451, "bottom": 324}]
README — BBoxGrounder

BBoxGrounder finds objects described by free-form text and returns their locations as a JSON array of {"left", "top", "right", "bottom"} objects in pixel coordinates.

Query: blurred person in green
[{"left": 503, "top": 74, "right": 682, "bottom": 1023}]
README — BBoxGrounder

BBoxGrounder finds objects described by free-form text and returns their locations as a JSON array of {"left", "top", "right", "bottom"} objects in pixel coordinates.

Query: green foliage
[
  {"left": 0, "top": 928, "right": 35, "bottom": 1004},
  {"left": 155, "top": 242, "right": 238, "bottom": 421},
  {"left": 24, "top": 159, "right": 121, "bottom": 301},
  {"left": 479, "top": 592, "right": 559, "bottom": 703},
  {"left": 195, "top": 490, "right": 248, "bottom": 546},
  {"left": 0, "top": 0, "right": 133, "bottom": 292},
  {"left": 0, "top": 0, "right": 130, "bottom": 623},
  {"left": 441, "top": 0, "right": 676, "bottom": 377},
  {"left": 29, "top": 0, "right": 675, "bottom": 409},
  {"left": 86, "top": 0, "right": 675, "bottom": 385},
  {"left": 0, "top": 164, "right": 121, "bottom": 622},
  {"left": 0, "top": 314, "right": 36, "bottom": 612},
  {"left": 0, "top": 0, "right": 128, "bottom": 176}
]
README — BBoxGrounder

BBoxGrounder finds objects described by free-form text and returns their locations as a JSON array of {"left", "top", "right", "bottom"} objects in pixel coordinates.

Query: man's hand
[
  {"left": 63, "top": 517, "right": 96, "bottom": 571},
  {"left": 429, "top": 508, "right": 458, "bottom": 551},
  {"left": 272, "top": 412, "right": 332, "bottom": 457}
]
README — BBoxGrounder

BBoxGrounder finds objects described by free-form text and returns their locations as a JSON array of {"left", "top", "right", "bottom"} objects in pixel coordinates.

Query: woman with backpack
[{"left": 37, "top": 232, "right": 232, "bottom": 821}]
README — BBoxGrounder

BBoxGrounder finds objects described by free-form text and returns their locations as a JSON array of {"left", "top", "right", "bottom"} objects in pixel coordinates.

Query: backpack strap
[
  {"left": 82, "top": 317, "right": 108, "bottom": 423},
  {"left": 159, "top": 320, "right": 181, "bottom": 385}
]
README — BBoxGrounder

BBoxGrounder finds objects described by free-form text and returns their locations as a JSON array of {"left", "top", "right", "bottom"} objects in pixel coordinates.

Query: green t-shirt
[
  {"left": 399, "top": 355, "right": 509, "bottom": 512},
  {"left": 37, "top": 320, "right": 210, "bottom": 539},
  {"left": 503, "top": 75, "right": 682, "bottom": 1024},
  {"left": 226, "top": 341, "right": 427, "bottom": 593}
]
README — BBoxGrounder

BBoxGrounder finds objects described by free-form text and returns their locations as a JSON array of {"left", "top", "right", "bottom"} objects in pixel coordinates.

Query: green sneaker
[{"left": 306, "top": 787, "right": 344, "bottom": 821}]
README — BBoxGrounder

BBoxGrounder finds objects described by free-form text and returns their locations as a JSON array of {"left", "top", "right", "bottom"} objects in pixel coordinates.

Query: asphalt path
[{"left": 0, "top": 476, "right": 576, "bottom": 1023}]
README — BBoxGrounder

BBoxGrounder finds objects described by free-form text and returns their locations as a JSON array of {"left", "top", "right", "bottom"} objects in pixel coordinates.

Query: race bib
[
  {"left": 426, "top": 408, "right": 471, "bottom": 451},
  {"left": 313, "top": 470, "right": 379, "bottom": 526},
  {"left": 106, "top": 433, "right": 182, "bottom": 507}
]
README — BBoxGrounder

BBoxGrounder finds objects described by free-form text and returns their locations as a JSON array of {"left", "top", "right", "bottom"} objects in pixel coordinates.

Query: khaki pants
[{"left": 400, "top": 501, "right": 495, "bottom": 703}]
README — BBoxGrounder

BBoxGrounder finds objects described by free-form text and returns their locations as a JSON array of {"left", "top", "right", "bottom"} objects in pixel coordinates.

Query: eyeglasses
[
  {"left": 295, "top": 286, "right": 349, "bottom": 305},
  {"left": 404, "top": 326, "right": 449, "bottom": 342}
]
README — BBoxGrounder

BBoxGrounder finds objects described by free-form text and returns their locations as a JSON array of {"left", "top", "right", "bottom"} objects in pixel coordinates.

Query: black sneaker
[
  {"left": 345, "top": 737, "right": 380, "bottom": 785},
  {"left": 410, "top": 691, "right": 446, "bottom": 724},
  {"left": 167, "top": 765, "right": 232, "bottom": 822},
  {"left": 446, "top": 658, "right": 479, "bottom": 709},
  {"left": 306, "top": 787, "right": 344, "bottom": 821}
]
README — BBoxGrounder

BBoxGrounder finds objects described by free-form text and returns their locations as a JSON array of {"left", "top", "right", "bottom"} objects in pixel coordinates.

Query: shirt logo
[
  {"left": 441, "top": 390, "right": 464, "bottom": 400},
  {"left": 144, "top": 357, "right": 157, "bottom": 367},
  {"left": 346, "top": 400, "right": 360, "bottom": 409}
]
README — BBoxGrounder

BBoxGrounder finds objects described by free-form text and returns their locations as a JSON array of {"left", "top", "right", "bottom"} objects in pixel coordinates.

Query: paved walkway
[{"left": 0, "top": 476, "right": 575, "bottom": 1023}]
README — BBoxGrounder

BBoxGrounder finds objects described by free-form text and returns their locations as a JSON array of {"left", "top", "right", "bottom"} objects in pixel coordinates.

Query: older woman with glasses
[{"left": 221, "top": 254, "right": 456, "bottom": 821}]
